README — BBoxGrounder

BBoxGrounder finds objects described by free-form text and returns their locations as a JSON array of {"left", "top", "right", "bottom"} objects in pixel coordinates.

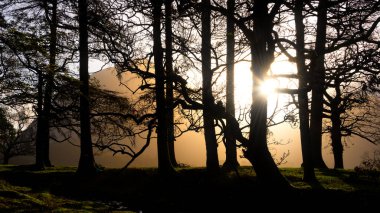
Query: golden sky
[{"left": 10, "top": 67, "right": 379, "bottom": 169}]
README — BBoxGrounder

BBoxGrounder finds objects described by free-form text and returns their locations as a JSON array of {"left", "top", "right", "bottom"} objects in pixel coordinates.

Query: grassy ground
[{"left": 0, "top": 165, "right": 379, "bottom": 212}]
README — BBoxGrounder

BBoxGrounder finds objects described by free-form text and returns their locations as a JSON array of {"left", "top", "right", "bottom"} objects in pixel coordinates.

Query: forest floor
[{"left": 0, "top": 165, "right": 379, "bottom": 212}]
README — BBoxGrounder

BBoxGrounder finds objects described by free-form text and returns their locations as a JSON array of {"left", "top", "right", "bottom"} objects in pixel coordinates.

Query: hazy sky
[
  {"left": 88, "top": 67, "right": 380, "bottom": 169},
  {"left": 11, "top": 66, "right": 379, "bottom": 169}
]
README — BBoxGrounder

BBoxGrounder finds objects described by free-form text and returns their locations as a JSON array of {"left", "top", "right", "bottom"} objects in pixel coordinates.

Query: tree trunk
[
  {"left": 35, "top": 71, "right": 45, "bottom": 169},
  {"left": 152, "top": 0, "right": 175, "bottom": 174},
  {"left": 245, "top": 0, "right": 290, "bottom": 189},
  {"left": 310, "top": 0, "right": 328, "bottom": 169},
  {"left": 222, "top": 0, "right": 239, "bottom": 171},
  {"left": 42, "top": 0, "right": 58, "bottom": 167},
  {"left": 294, "top": 0, "right": 316, "bottom": 181},
  {"left": 165, "top": 0, "right": 178, "bottom": 167},
  {"left": 331, "top": 99, "right": 344, "bottom": 169},
  {"left": 77, "top": 0, "right": 97, "bottom": 175},
  {"left": 35, "top": 0, "right": 58, "bottom": 169},
  {"left": 201, "top": 0, "right": 220, "bottom": 174}
]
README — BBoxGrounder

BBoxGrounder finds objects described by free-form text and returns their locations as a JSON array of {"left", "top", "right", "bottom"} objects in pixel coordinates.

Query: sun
[
  {"left": 234, "top": 62, "right": 279, "bottom": 105},
  {"left": 259, "top": 78, "right": 278, "bottom": 97},
  {"left": 233, "top": 61, "right": 295, "bottom": 117}
]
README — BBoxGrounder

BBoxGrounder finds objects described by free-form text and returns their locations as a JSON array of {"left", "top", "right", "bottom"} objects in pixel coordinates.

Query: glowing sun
[
  {"left": 234, "top": 62, "right": 279, "bottom": 107},
  {"left": 259, "top": 78, "right": 278, "bottom": 97}
]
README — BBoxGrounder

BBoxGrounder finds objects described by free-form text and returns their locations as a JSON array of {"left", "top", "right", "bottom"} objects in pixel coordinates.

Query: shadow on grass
[
  {"left": 1, "top": 165, "right": 380, "bottom": 212},
  {"left": 306, "top": 179, "right": 325, "bottom": 190},
  {"left": 0, "top": 165, "right": 113, "bottom": 212},
  {"left": 317, "top": 168, "right": 380, "bottom": 192}
]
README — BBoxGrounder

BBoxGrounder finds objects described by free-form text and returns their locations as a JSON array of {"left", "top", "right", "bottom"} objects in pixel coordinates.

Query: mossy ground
[{"left": 0, "top": 165, "right": 379, "bottom": 212}]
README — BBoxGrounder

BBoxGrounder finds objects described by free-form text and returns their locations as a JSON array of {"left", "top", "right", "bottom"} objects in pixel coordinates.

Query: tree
[
  {"left": 35, "top": 0, "right": 59, "bottom": 168},
  {"left": 294, "top": 0, "right": 316, "bottom": 181},
  {"left": 46, "top": 72, "right": 147, "bottom": 169},
  {"left": 222, "top": 0, "right": 239, "bottom": 171},
  {"left": 315, "top": 0, "right": 380, "bottom": 169},
  {"left": 82, "top": 0, "right": 180, "bottom": 173},
  {"left": 0, "top": 10, "right": 48, "bottom": 168},
  {"left": 243, "top": 0, "right": 289, "bottom": 188},
  {"left": 201, "top": 0, "right": 220, "bottom": 173},
  {"left": 77, "top": 0, "right": 97, "bottom": 175},
  {"left": 1, "top": 0, "right": 79, "bottom": 170},
  {"left": 211, "top": 0, "right": 291, "bottom": 188},
  {"left": 309, "top": 0, "right": 329, "bottom": 169},
  {"left": 324, "top": 46, "right": 380, "bottom": 168},
  {"left": 90, "top": 0, "right": 234, "bottom": 173},
  {"left": 275, "top": 0, "right": 379, "bottom": 172},
  {"left": 0, "top": 11, "right": 36, "bottom": 164},
  {"left": 0, "top": 107, "right": 35, "bottom": 164},
  {"left": 165, "top": 0, "right": 179, "bottom": 167},
  {"left": 151, "top": 0, "right": 175, "bottom": 174}
]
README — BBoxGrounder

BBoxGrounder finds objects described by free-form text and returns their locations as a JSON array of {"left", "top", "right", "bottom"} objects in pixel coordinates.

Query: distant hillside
[
  {"left": 9, "top": 67, "right": 377, "bottom": 169},
  {"left": 9, "top": 67, "right": 221, "bottom": 168}
]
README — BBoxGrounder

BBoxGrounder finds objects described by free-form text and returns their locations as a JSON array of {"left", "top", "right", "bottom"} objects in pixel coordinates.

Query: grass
[{"left": 0, "top": 165, "right": 379, "bottom": 212}]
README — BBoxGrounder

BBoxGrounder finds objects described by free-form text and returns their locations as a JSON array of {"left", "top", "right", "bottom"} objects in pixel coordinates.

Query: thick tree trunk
[
  {"left": 165, "top": 0, "right": 178, "bottom": 167},
  {"left": 77, "top": 0, "right": 97, "bottom": 175},
  {"left": 152, "top": 0, "right": 175, "bottom": 174},
  {"left": 246, "top": 0, "right": 290, "bottom": 189},
  {"left": 331, "top": 101, "right": 344, "bottom": 169},
  {"left": 35, "top": 0, "right": 58, "bottom": 169},
  {"left": 201, "top": 0, "right": 220, "bottom": 174},
  {"left": 310, "top": 0, "right": 328, "bottom": 169},
  {"left": 295, "top": 0, "right": 316, "bottom": 181},
  {"left": 222, "top": 0, "right": 239, "bottom": 171},
  {"left": 42, "top": 0, "right": 58, "bottom": 167}
]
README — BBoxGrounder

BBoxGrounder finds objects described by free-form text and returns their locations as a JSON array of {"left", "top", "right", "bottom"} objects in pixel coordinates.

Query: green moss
[{"left": 0, "top": 168, "right": 110, "bottom": 212}]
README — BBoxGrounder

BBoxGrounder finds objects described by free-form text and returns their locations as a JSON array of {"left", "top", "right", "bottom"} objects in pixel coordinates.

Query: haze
[{"left": 11, "top": 67, "right": 378, "bottom": 169}]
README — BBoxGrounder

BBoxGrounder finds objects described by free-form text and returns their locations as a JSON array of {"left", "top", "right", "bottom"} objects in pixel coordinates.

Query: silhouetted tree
[
  {"left": 324, "top": 46, "right": 380, "bottom": 168},
  {"left": 244, "top": 0, "right": 289, "bottom": 188},
  {"left": 1, "top": 0, "right": 79, "bottom": 169},
  {"left": 0, "top": 107, "right": 35, "bottom": 164},
  {"left": 222, "top": 0, "right": 239, "bottom": 171},
  {"left": 211, "top": 0, "right": 291, "bottom": 188},
  {"left": 34, "top": 0, "right": 59, "bottom": 168},
  {"left": 306, "top": 0, "right": 380, "bottom": 169},
  {"left": 0, "top": 1, "right": 50, "bottom": 169},
  {"left": 311, "top": 0, "right": 380, "bottom": 169},
  {"left": 152, "top": 0, "right": 175, "bottom": 174},
  {"left": 326, "top": 0, "right": 380, "bottom": 169},
  {"left": 90, "top": 0, "right": 233, "bottom": 171},
  {"left": 309, "top": 0, "right": 329, "bottom": 169},
  {"left": 165, "top": 0, "right": 178, "bottom": 167},
  {"left": 294, "top": 0, "right": 316, "bottom": 181},
  {"left": 276, "top": 0, "right": 379, "bottom": 173},
  {"left": 77, "top": 0, "right": 97, "bottom": 175},
  {"left": 48, "top": 73, "right": 147, "bottom": 167},
  {"left": 201, "top": 0, "right": 220, "bottom": 174},
  {"left": 81, "top": 0, "right": 178, "bottom": 171}
]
